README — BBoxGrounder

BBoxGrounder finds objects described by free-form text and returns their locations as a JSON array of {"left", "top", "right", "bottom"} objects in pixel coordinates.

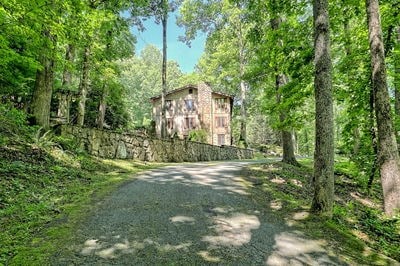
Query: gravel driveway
[{"left": 53, "top": 161, "right": 347, "bottom": 265}]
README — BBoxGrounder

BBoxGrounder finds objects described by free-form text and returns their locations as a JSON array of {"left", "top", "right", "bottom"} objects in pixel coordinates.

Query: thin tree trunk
[
  {"left": 366, "top": 0, "right": 400, "bottom": 216},
  {"left": 239, "top": 79, "right": 247, "bottom": 147},
  {"left": 97, "top": 84, "right": 107, "bottom": 129},
  {"left": 238, "top": 31, "right": 247, "bottom": 147},
  {"left": 270, "top": 13, "right": 299, "bottom": 166},
  {"left": 368, "top": 80, "right": 378, "bottom": 190},
  {"left": 304, "top": 129, "right": 310, "bottom": 157},
  {"left": 311, "top": 0, "right": 334, "bottom": 216},
  {"left": 57, "top": 44, "right": 74, "bottom": 124},
  {"left": 160, "top": 0, "right": 168, "bottom": 139},
  {"left": 276, "top": 74, "right": 300, "bottom": 166},
  {"left": 395, "top": 27, "right": 400, "bottom": 118},
  {"left": 77, "top": 46, "right": 90, "bottom": 127},
  {"left": 31, "top": 29, "right": 55, "bottom": 129}
]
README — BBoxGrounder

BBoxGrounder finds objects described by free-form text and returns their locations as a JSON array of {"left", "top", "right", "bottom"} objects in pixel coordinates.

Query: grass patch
[
  {"left": 243, "top": 158, "right": 399, "bottom": 264},
  {"left": 0, "top": 143, "right": 163, "bottom": 265}
]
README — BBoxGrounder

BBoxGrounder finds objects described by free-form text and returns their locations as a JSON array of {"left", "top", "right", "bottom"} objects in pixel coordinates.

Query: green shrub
[
  {"left": 188, "top": 129, "right": 208, "bottom": 143},
  {"left": 0, "top": 104, "right": 36, "bottom": 143}
]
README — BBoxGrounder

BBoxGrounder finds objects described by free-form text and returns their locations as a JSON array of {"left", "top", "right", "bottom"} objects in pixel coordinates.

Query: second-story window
[
  {"left": 215, "top": 98, "right": 227, "bottom": 112},
  {"left": 215, "top": 116, "right": 227, "bottom": 128},
  {"left": 185, "top": 117, "right": 195, "bottom": 129},
  {"left": 166, "top": 100, "right": 172, "bottom": 111},
  {"left": 185, "top": 99, "right": 195, "bottom": 111}
]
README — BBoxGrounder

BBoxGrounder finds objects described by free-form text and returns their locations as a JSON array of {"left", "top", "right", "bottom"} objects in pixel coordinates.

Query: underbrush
[
  {"left": 0, "top": 105, "right": 161, "bottom": 264},
  {"left": 244, "top": 159, "right": 399, "bottom": 264}
]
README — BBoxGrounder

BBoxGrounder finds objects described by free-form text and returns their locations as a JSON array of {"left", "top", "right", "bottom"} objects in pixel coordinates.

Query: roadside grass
[
  {"left": 243, "top": 158, "right": 400, "bottom": 265},
  {"left": 0, "top": 144, "right": 163, "bottom": 265}
]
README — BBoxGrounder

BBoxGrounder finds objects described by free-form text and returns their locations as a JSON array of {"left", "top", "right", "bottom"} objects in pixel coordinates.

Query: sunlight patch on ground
[
  {"left": 197, "top": 250, "right": 221, "bottom": 262},
  {"left": 270, "top": 177, "right": 286, "bottom": 184},
  {"left": 81, "top": 239, "right": 102, "bottom": 256},
  {"left": 211, "top": 207, "right": 234, "bottom": 214},
  {"left": 137, "top": 165, "right": 250, "bottom": 195},
  {"left": 202, "top": 213, "right": 260, "bottom": 247},
  {"left": 292, "top": 211, "right": 309, "bottom": 221},
  {"left": 266, "top": 231, "right": 334, "bottom": 265},
  {"left": 159, "top": 242, "right": 192, "bottom": 252},
  {"left": 350, "top": 192, "right": 380, "bottom": 208},
  {"left": 290, "top": 179, "right": 303, "bottom": 187},
  {"left": 80, "top": 237, "right": 192, "bottom": 259},
  {"left": 169, "top": 215, "right": 196, "bottom": 223},
  {"left": 270, "top": 200, "right": 283, "bottom": 210}
]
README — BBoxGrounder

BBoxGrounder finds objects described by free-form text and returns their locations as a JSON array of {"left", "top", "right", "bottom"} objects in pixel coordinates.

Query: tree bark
[
  {"left": 366, "top": 0, "right": 400, "bottom": 216},
  {"left": 311, "top": 0, "right": 334, "bottom": 216},
  {"left": 97, "top": 84, "right": 107, "bottom": 129},
  {"left": 270, "top": 14, "right": 299, "bottom": 166},
  {"left": 276, "top": 74, "right": 300, "bottom": 166},
  {"left": 395, "top": 27, "right": 400, "bottom": 117},
  {"left": 31, "top": 29, "right": 55, "bottom": 130},
  {"left": 368, "top": 79, "right": 378, "bottom": 190},
  {"left": 238, "top": 25, "right": 247, "bottom": 147},
  {"left": 77, "top": 46, "right": 90, "bottom": 127},
  {"left": 57, "top": 44, "right": 74, "bottom": 124},
  {"left": 160, "top": 0, "right": 168, "bottom": 139},
  {"left": 239, "top": 79, "right": 247, "bottom": 147}
]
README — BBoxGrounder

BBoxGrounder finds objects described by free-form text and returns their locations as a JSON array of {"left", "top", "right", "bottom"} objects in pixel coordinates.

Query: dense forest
[{"left": 1, "top": 0, "right": 400, "bottom": 264}]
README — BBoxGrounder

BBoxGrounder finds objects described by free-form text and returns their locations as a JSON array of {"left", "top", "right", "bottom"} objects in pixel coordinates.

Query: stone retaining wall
[{"left": 61, "top": 126, "right": 253, "bottom": 162}]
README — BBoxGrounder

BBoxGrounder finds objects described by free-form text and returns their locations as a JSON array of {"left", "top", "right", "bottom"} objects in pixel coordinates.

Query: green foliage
[
  {"left": 188, "top": 129, "right": 208, "bottom": 143},
  {"left": 118, "top": 45, "right": 183, "bottom": 128},
  {"left": 246, "top": 159, "right": 400, "bottom": 262},
  {"left": 0, "top": 104, "right": 37, "bottom": 144},
  {"left": 0, "top": 132, "right": 161, "bottom": 264}
]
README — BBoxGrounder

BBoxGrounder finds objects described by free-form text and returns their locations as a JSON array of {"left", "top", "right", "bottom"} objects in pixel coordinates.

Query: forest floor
[
  {"left": 243, "top": 159, "right": 400, "bottom": 265},
  {"left": 0, "top": 141, "right": 165, "bottom": 265},
  {"left": 1, "top": 138, "right": 399, "bottom": 265}
]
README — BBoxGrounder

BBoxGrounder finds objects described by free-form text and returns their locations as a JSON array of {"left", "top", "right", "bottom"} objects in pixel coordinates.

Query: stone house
[{"left": 150, "top": 83, "right": 233, "bottom": 146}]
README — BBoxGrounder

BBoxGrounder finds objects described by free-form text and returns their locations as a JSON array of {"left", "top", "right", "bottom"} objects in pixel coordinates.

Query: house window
[
  {"left": 167, "top": 118, "right": 174, "bottom": 130},
  {"left": 185, "top": 99, "right": 195, "bottom": 111},
  {"left": 166, "top": 100, "right": 172, "bottom": 111},
  {"left": 189, "top": 88, "right": 193, "bottom": 94},
  {"left": 215, "top": 98, "right": 227, "bottom": 112},
  {"left": 215, "top": 116, "right": 226, "bottom": 128},
  {"left": 218, "top": 134, "right": 225, "bottom": 146},
  {"left": 185, "top": 117, "right": 195, "bottom": 129}
]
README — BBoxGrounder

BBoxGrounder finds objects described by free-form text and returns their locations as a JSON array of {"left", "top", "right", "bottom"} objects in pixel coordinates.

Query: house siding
[{"left": 151, "top": 83, "right": 232, "bottom": 146}]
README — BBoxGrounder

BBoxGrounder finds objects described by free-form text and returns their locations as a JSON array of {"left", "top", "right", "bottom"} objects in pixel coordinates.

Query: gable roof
[{"left": 150, "top": 83, "right": 233, "bottom": 101}]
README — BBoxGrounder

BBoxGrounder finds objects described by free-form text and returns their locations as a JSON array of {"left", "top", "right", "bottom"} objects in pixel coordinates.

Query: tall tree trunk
[
  {"left": 77, "top": 46, "right": 90, "bottom": 127},
  {"left": 270, "top": 13, "right": 299, "bottom": 166},
  {"left": 366, "top": 0, "right": 400, "bottom": 216},
  {"left": 160, "top": 0, "right": 168, "bottom": 139},
  {"left": 238, "top": 28, "right": 247, "bottom": 147},
  {"left": 239, "top": 79, "right": 247, "bottom": 147},
  {"left": 57, "top": 44, "right": 74, "bottom": 124},
  {"left": 276, "top": 74, "right": 300, "bottom": 166},
  {"left": 97, "top": 84, "right": 107, "bottom": 129},
  {"left": 368, "top": 80, "right": 378, "bottom": 190},
  {"left": 311, "top": 0, "right": 334, "bottom": 216},
  {"left": 31, "top": 29, "right": 55, "bottom": 129},
  {"left": 395, "top": 27, "right": 400, "bottom": 132}
]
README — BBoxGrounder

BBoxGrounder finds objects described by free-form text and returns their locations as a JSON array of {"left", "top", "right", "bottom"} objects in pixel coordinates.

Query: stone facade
[
  {"left": 151, "top": 82, "right": 232, "bottom": 145},
  {"left": 61, "top": 126, "right": 253, "bottom": 162}
]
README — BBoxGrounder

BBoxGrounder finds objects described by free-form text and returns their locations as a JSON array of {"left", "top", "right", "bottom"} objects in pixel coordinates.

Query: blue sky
[{"left": 130, "top": 14, "right": 206, "bottom": 73}]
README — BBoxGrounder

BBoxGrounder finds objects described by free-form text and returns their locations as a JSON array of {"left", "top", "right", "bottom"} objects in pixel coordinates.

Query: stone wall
[{"left": 61, "top": 126, "right": 253, "bottom": 162}]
